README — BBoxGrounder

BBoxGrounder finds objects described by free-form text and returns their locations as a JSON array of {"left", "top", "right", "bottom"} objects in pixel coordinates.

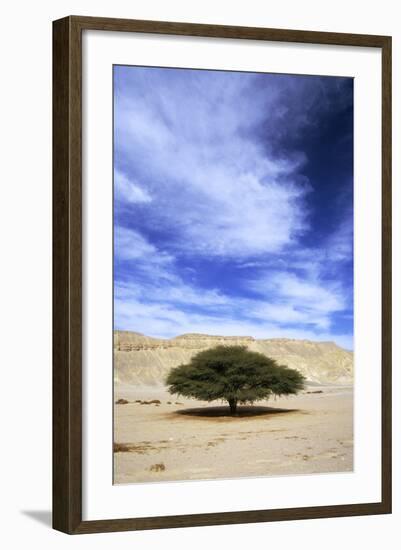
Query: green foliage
[{"left": 166, "top": 345, "right": 305, "bottom": 413}]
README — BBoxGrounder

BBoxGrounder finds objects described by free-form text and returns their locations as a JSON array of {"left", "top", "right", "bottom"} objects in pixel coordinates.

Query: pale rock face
[{"left": 114, "top": 331, "right": 353, "bottom": 387}]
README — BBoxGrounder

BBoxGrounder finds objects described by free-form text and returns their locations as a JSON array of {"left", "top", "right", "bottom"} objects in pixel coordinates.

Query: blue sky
[{"left": 113, "top": 66, "right": 354, "bottom": 350}]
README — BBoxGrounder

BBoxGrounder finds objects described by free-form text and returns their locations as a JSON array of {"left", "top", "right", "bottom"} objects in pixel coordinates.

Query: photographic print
[
  {"left": 113, "top": 65, "right": 354, "bottom": 485},
  {"left": 53, "top": 16, "right": 391, "bottom": 533}
]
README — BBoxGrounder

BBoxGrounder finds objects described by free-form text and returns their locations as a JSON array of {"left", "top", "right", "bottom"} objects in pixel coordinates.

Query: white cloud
[
  {"left": 114, "top": 228, "right": 229, "bottom": 308},
  {"left": 115, "top": 226, "right": 157, "bottom": 260},
  {"left": 114, "top": 293, "right": 353, "bottom": 350},
  {"left": 269, "top": 272, "right": 344, "bottom": 313},
  {"left": 116, "top": 279, "right": 229, "bottom": 309},
  {"left": 114, "top": 226, "right": 350, "bottom": 344},
  {"left": 113, "top": 69, "right": 353, "bottom": 349},
  {"left": 114, "top": 226, "right": 175, "bottom": 280},
  {"left": 114, "top": 169, "right": 152, "bottom": 204},
  {"left": 248, "top": 270, "right": 346, "bottom": 331},
  {"left": 115, "top": 69, "right": 310, "bottom": 258},
  {"left": 325, "top": 216, "right": 353, "bottom": 263},
  {"left": 247, "top": 302, "right": 330, "bottom": 330}
]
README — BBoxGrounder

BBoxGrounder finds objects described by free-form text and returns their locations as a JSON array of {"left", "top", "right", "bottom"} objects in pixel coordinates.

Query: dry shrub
[
  {"left": 114, "top": 442, "right": 131, "bottom": 453},
  {"left": 149, "top": 463, "right": 166, "bottom": 472},
  {"left": 115, "top": 398, "right": 129, "bottom": 404}
]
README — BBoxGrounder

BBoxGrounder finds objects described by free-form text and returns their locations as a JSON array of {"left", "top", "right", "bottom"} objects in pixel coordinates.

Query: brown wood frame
[{"left": 53, "top": 15, "right": 392, "bottom": 534}]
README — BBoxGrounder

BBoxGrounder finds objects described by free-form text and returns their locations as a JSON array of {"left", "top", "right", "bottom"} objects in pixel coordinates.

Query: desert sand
[{"left": 114, "top": 385, "right": 353, "bottom": 484}]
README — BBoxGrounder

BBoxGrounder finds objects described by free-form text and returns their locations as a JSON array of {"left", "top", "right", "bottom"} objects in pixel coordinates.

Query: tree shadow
[{"left": 175, "top": 405, "right": 299, "bottom": 418}]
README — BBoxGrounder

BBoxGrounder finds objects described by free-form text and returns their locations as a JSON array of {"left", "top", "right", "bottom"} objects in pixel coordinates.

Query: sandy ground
[{"left": 114, "top": 385, "right": 353, "bottom": 484}]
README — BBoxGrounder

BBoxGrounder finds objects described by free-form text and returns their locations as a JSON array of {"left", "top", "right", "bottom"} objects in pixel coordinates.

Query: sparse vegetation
[
  {"left": 166, "top": 345, "right": 305, "bottom": 415},
  {"left": 115, "top": 398, "right": 129, "bottom": 404},
  {"left": 113, "top": 442, "right": 131, "bottom": 453},
  {"left": 149, "top": 462, "right": 166, "bottom": 472}
]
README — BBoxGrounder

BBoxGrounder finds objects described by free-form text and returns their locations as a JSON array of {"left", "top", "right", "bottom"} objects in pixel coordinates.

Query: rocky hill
[{"left": 114, "top": 331, "right": 353, "bottom": 387}]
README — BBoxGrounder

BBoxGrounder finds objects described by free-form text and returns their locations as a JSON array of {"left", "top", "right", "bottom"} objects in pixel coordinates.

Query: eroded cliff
[{"left": 114, "top": 331, "right": 353, "bottom": 387}]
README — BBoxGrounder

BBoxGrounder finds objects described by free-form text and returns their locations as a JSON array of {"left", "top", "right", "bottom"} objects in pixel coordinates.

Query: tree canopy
[{"left": 165, "top": 345, "right": 305, "bottom": 414}]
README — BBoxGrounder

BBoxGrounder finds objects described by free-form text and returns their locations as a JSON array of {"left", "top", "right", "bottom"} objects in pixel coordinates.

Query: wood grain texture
[
  {"left": 52, "top": 16, "right": 82, "bottom": 534},
  {"left": 381, "top": 36, "right": 392, "bottom": 514},
  {"left": 75, "top": 502, "right": 388, "bottom": 534},
  {"left": 71, "top": 15, "right": 389, "bottom": 47},
  {"left": 52, "top": 15, "right": 392, "bottom": 534}
]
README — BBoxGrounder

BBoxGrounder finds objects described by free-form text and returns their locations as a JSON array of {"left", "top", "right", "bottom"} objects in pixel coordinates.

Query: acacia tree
[{"left": 166, "top": 345, "right": 305, "bottom": 415}]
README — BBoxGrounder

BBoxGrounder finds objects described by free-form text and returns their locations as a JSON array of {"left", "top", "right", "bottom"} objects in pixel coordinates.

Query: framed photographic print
[{"left": 53, "top": 16, "right": 392, "bottom": 534}]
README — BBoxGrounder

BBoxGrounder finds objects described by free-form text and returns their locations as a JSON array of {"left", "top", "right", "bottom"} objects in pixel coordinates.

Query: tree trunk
[{"left": 228, "top": 398, "right": 238, "bottom": 415}]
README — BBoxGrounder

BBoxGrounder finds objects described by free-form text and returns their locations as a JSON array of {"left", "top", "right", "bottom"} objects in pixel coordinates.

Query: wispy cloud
[
  {"left": 114, "top": 69, "right": 312, "bottom": 258},
  {"left": 114, "top": 290, "right": 353, "bottom": 351},
  {"left": 114, "top": 230, "right": 349, "bottom": 344},
  {"left": 248, "top": 270, "right": 345, "bottom": 330},
  {"left": 114, "top": 169, "right": 152, "bottom": 204},
  {"left": 115, "top": 226, "right": 161, "bottom": 261},
  {"left": 113, "top": 66, "right": 354, "bottom": 348}
]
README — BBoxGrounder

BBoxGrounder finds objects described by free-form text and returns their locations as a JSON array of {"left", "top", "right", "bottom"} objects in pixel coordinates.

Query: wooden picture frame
[{"left": 53, "top": 15, "right": 392, "bottom": 534}]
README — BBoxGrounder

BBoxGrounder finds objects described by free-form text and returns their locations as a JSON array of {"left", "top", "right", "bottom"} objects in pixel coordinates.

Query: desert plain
[
  {"left": 113, "top": 331, "right": 353, "bottom": 484},
  {"left": 114, "top": 385, "right": 353, "bottom": 484}
]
